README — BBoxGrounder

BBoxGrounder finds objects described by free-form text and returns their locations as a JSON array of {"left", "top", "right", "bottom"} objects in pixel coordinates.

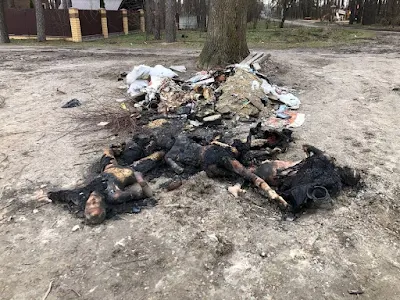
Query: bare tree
[
  {"left": 199, "top": 0, "right": 249, "bottom": 68},
  {"left": 145, "top": 0, "right": 153, "bottom": 35},
  {"left": 279, "top": 0, "right": 296, "bottom": 28},
  {"left": 153, "top": 0, "right": 161, "bottom": 40},
  {"left": 198, "top": 0, "right": 207, "bottom": 31},
  {"left": 34, "top": 0, "right": 46, "bottom": 42},
  {"left": 0, "top": 0, "right": 10, "bottom": 43},
  {"left": 248, "top": 0, "right": 264, "bottom": 29},
  {"left": 165, "top": 0, "right": 176, "bottom": 42}
]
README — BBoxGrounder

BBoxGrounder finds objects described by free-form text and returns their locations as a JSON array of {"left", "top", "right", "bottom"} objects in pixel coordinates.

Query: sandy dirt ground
[{"left": 0, "top": 33, "right": 399, "bottom": 300}]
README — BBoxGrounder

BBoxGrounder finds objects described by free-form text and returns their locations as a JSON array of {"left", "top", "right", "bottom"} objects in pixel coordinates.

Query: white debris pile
[
  {"left": 122, "top": 53, "right": 304, "bottom": 129},
  {"left": 126, "top": 65, "right": 178, "bottom": 98}
]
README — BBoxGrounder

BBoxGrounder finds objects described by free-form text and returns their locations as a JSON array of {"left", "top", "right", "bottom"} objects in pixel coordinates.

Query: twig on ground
[
  {"left": 42, "top": 280, "right": 54, "bottom": 300},
  {"left": 0, "top": 202, "right": 13, "bottom": 211},
  {"left": 70, "top": 288, "right": 81, "bottom": 297},
  {"left": 160, "top": 204, "right": 191, "bottom": 209},
  {"left": 0, "top": 153, "right": 8, "bottom": 165},
  {"left": 348, "top": 289, "right": 364, "bottom": 295},
  {"left": 112, "top": 257, "right": 149, "bottom": 267}
]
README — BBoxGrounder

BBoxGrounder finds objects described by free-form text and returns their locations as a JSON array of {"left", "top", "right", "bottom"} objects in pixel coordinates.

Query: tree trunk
[
  {"left": 165, "top": 0, "right": 176, "bottom": 42},
  {"left": 153, "top": 0, "right": 161, "bottom": 40},
  {"left": 199, "top": 0, "right": 249, "bottom": 68},
  {"left": 177, "top": 0, "right": 182, "bottom": 13},
  {"left": 280, "top": 9, "right": 286, "bottom": 28},
  {"left": 7, "top": 0, "right": 15, "bottom": 8},
  {"left": 252, "top": 16, "right": 258, "bottom": 29},
  {"left": 0, "top": 0, "right": 10, "bottom": 43},
  {"left": 199, "top": 0, "right": 207, "bottom": 31},
  {"left": 34, "top": 0, "right": 46, "bottom": 42},
  {"left": 159, "top": 0, "right": 165, "bottom": 30},
  {"left": 145, "top": 0, "right": 153, "bottom": 35},
  {"left": 377, "top": 0, "right": 382, "bottom": 16}
]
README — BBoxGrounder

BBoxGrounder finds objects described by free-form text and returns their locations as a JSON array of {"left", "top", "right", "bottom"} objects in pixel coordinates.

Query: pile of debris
[
  {"left": 48, "top": 53, "right": 360, "bottom": 225},
  {"left": 123, "top": 52, "right": 303, "bottom": 128}
]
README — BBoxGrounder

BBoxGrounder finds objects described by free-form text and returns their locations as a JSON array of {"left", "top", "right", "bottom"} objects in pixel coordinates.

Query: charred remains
[
  {"left": 48, "top": 60, "right": 361, "bottom": 224},
  {"left": 48, "top": 120, "right": 360, "bottom": 224}
]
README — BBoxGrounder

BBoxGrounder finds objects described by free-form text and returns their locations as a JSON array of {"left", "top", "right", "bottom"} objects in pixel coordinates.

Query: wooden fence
[
  {"left": 4, "top": 8, "right": 144, "bottom": 41},
  {"left": 128, "top": 10, "right": 141, "bottom": 31},
  {"left": 79, "top": 10, "right": 102, "bottom": 36},
  {"left": 107, "top": 10, "right": 123, "bottom": 33},
  {"left": 5, "top": 9, "right": 71, "bottom": 37}
]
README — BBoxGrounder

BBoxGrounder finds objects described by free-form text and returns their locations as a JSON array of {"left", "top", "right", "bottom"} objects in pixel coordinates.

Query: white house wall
[
  {"left": 70, "top": 0, "right": 100, "bottom": 9},
  {"left": 104, "top": 0, "right": 123, "bottom": 10},
  {"left": 179, "top": 15, "right": 198, "bottom": 30}
]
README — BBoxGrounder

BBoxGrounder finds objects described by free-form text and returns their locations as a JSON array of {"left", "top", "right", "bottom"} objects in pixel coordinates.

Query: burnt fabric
[{"left": 276, "top": 154, "right": 342, "bottom": 211}]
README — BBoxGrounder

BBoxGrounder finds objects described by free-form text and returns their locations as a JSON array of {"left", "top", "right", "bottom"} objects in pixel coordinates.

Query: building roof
[{"left": 119, "top": 0, "right": 144, "bottom": 10}]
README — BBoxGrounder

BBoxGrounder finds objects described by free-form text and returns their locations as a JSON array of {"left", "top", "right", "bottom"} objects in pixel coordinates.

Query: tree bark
[
  {"left": 177, "top": 0, "right": 182, "bottom": 13},
  {"left": 153, "top": 0, "right": 161, "bottom": 40},
  {"left": 165, "top": 0, "right": 176, "bottom": 42},
  {"left": 377, "top": 0, "right": 382, "bottom": 16},
  {"left": 252, "top": 18, "right": 258, "bottom": 29},
  {"left": 159, "top": 0, "right": 165, "bottom": 30},
  {"left": 198, "top": 0, "right": 207, "bottom": 31},
  {"left": 280, "top": 9, "right": 286, "bottom": 28},
  {"left": 145, "top": 0, "right": 153, "bottom": 35},
  {"left": 199, "top": 0, "right": 249, "bottom": 68},
  {"left": 34, "top": 0, "right": 46, "bottom": 42},
  {"left": 0, "top": 0, "right": 10, "bottom": 43}
]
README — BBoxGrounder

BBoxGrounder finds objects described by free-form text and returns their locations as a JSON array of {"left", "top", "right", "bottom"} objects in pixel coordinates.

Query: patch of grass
[
  {"left": 246, "top": 23, "right": 375, "bottom": 49},
  {"left": 342, "top": 23, "right": 400, "bottom": 32},
  {"left": 3, "top": 24, "right": 375, "bottom": 50}
]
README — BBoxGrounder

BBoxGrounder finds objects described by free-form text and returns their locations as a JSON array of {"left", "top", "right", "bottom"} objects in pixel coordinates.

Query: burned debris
[{"left": 48, "top": 53, "right": 361, "bottom": 224}]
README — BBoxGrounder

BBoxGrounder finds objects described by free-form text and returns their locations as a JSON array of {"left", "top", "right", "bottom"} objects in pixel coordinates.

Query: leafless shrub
[{"left": 70, "top": 99, "right": 140, "bottom": 136}]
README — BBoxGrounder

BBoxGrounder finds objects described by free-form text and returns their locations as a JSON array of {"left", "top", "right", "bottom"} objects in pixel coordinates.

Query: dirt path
[
  {"left": 0, "top": 36, "right": 399, "bottom": 300},
  {"left": 271, "top": 18, "right": 322, "bottom": 27}
]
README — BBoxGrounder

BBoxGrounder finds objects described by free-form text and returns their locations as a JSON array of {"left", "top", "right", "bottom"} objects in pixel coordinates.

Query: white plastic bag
[
  {"left": 126, "top": 65, "right": 152, "bottom": 85},
  {"left": 127, "top": 79, "right": 149, "bottom": 97},
  {"left": 277, "top": 93, "right": 301, "bottom": 109},
  {"left": 150, "top": 65, "right": 178, "bottom": 78}
]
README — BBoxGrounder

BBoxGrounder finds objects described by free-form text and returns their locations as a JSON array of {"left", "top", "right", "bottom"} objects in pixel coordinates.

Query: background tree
[
  {"left": 199, "top": 0, "right": 249, "bottom": 68},
  {"left": 165, "top": 0, "right": 176, "bottom": 42},
  {"left": 34, "top": 0, "right": 46, "bottom": 42},
  {"left": 153, "top": 0, "right": 161, "bottom": 40},
  {"left": 279, "top": 0, "right": 296, "bottom": 28},
  {"left": 145, "top": 0, "right": 154, "bottom": 35},
  {"left": 0, "top": 0, "right": 10, "bottom": 43},
  {"left": 248, "top": 0, "right": 264, "bottom": 29},
  {"left": 198, "top": 0, "right": 207, "bottom": 31}
]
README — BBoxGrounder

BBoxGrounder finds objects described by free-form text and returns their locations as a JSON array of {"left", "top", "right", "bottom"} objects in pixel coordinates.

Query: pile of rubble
[
  {"left": 123, "top": 52, "right": 303, "bottom": 128},
  {"left": 48, "top": 53, "right": 360, "bottom": 225}
]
